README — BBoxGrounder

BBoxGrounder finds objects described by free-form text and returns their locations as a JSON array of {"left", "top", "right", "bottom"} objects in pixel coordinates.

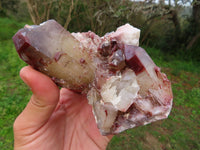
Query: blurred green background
[{"left": 0, "top": 0, "right": 199, "bottom": 149}]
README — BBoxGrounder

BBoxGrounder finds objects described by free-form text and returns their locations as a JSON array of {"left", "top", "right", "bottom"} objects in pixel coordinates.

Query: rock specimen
[{"left": 13, "top": 20, "right": 173, "bottom": 135}]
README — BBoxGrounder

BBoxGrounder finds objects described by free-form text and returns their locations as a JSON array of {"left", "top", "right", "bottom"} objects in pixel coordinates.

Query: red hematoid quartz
[{"left": 13, "top": 20, "right": 173, "bottom": 135}]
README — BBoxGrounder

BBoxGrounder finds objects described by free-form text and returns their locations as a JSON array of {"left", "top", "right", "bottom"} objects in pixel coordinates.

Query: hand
[{"left": 14, "top": 66, "right": 113, "bottom": 150}]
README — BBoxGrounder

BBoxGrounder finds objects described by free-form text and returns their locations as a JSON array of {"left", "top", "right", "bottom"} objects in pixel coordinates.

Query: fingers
[{"left": 14, "top": 66, "right": 60, "bottom": 131}]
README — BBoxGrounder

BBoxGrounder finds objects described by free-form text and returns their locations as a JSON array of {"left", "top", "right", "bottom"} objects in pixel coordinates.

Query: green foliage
[
  {"left": 186, "top": 88, "right": 200, "bottom": 109},
  {"left": 1, "top": 0, "right": 200, "bottom": 59},
  {"left": 108, "top": 47, "right": 200, "bottom": 150},
  {"left": 0, "top": 17, "right": 31, "bottom": 150},
  {"left": 0, "top": 17, "right": 25, "bottom": 41},
  {"left": 0, "top": 17, "right": 200, "bottom": 150},
  {"left": 145, "top": 46, "right": 200, "bottom": 75},
  {"left": 0, "top": 0, "right": 29, "bottom": 21}
]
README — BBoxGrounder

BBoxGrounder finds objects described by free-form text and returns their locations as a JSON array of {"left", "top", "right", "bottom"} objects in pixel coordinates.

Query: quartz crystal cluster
[{"left": 13, "top": 20, "right": 173, "bottom": 135}]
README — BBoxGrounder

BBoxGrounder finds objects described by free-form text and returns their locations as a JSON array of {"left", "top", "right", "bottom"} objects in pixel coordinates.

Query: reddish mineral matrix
[{"left": 13, "top": 20, "right": 173, "bottom": 135}]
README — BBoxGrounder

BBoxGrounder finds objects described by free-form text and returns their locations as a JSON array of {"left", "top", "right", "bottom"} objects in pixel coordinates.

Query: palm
[{"left": 14, "top": 66, "right": 112, "bottom": 150}]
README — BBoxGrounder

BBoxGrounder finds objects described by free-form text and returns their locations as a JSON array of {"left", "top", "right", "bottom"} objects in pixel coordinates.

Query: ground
[{"left": 0, "top": 17, "right": 200, "bottom": 150}]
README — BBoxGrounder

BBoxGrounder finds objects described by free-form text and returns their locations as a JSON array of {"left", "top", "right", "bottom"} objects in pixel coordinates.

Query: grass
[
  {"left": 0, "top": 17, "right": 32, "bottom": 150},
  {"left": 107, "top": 49, "right": 200, "bottom": 150},
  {"left": 0, "top": 17, "right": 200, "bottom": 150}
]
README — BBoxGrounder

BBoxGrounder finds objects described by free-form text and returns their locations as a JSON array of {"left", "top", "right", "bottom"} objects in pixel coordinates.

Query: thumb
[{"left": 14, "top": 66, "right": 59, "bottom": 132}]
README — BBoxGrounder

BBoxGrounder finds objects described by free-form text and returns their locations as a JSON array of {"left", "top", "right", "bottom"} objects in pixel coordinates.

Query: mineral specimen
[
  {"left": 13, "top": 20, "right": 173, "bottom": 135},
  {"left": 12, "top": 20, "right": 95, "bottom": 92}
]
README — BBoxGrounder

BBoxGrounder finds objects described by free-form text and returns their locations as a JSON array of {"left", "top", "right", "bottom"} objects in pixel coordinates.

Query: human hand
[{"left": 14, "top": 66, "right": 113, "bottom": 150}]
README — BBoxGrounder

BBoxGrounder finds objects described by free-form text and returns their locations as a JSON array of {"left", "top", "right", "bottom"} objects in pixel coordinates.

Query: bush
[{"left": 0, "top": 17, "right": 25, "bottom": 41}]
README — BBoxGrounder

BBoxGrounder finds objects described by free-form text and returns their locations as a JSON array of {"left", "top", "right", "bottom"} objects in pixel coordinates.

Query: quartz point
[
  {"left": 13, "top": 20, "right": 173, "bottom": 135},
  {"left": 12, "top": 20, "right": 95, "bottom": 92}
]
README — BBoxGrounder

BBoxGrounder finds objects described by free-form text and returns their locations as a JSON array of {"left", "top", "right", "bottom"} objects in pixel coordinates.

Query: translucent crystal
[
  {"left": 13, "top": 20, "right": 95, "bottom": 92},
  {"left": 13, "top": 20, "right": 173, "bottom": 135},
  {"left": 87, "top": 45, "right": 173, "bottom": 135}
]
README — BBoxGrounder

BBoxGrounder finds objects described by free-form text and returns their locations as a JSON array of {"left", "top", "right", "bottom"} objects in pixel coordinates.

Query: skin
[{"left": 14, "top": 66, "right": 113, "bottom": 150}]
